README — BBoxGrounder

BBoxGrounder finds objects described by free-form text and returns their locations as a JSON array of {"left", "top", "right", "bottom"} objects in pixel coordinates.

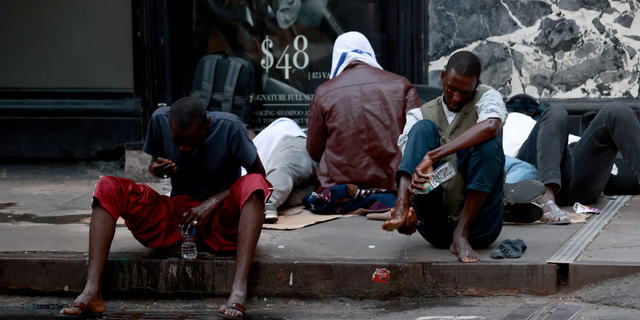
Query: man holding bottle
[
  {"left": 383, "top": 51, "right": 507, "bottom": 263},
  {"left": 58, "top": 97, "right": 271, "bottom": 319}
]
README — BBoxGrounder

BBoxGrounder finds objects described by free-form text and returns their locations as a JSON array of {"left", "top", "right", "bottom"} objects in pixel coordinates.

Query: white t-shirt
[{"left": 397, "top": 89, "right": 507, "bottom": 153}]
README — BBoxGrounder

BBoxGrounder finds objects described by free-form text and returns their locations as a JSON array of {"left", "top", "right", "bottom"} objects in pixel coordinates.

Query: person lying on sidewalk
[
  {"left": 511, "top": 103, "right": 640, "bottom": 224},
  {"left": 249, "top": 117, "right": 318, "bottom": 223},
  {"left": 305, "top": 31, "right": 421, "bottom": 213},
  {"left": 58, "top": 97, "right": 272, "bottom": 320},
  {"left": 383, "top": 51, "right": 507, "bottom": 263}
]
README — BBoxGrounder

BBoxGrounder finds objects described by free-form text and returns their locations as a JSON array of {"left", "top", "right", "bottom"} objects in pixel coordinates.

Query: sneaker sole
[
  {"left": 264, "top": 216, "right": 279, "bottom": 223},
  {"left": 504, "top": 180, "right": 546, "bottom": 205},
  {"left": 264, "top": 211, "right": 279, "bottom": 223},
  {"left": 503, "top": 203, "right": 544, "bottom": 223}
]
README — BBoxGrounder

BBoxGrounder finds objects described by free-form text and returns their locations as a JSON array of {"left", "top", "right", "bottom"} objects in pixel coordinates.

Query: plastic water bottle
[
  {"left": 160, "top": 174, "right": 171, "bottom": 195},
  {"left": 416, "top": 162, "right": 456, "bottom": 194},
  {"left": 181, "top": 225, "right": 197, "bottom": 260}
]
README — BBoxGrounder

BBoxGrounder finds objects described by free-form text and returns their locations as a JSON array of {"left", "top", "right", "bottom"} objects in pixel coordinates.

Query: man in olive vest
[{"left": 383, "top": 51, "right": 507, "bottom": 263}]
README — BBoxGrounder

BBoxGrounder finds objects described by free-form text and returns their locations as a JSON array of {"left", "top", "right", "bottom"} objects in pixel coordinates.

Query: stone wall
[{"left": 428, "top": 0, "right": 640, "bottom": 99}]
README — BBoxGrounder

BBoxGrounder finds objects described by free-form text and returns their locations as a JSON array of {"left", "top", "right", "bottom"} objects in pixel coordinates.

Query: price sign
[{"left": 261, "top": 35, "right": 310, "bottom": 79}]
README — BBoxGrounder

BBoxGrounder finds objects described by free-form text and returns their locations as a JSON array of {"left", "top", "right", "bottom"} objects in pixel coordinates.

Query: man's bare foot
[
  {"left": 58, "top": 291, "right": 105, "bottom": 315},
  {"left": 382, "top": 208, "right": 404, "bottom": 231},
  {"left": 382, "top": 208, "right": 417, "bottom": 234},
  {"left": 450, "top": 235, "right": 480, "bottom": 263}
]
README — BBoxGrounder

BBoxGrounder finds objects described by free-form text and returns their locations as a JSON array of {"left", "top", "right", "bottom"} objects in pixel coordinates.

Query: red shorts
[{"left": 92, "top": 174, "right": 272, "bottom": 251}]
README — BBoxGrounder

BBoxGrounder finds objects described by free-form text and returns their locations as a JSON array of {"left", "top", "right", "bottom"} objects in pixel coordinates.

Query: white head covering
[{"left": 330, "top": 31, "right": 383, "bottom": 79}]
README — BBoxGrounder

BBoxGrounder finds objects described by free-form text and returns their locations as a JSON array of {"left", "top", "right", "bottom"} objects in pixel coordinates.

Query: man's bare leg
[
  {"left": 218, "top": 192, "right": 264, "bottom": 318},
  {"left": 450, "top": 190, "right": 486, "bottom": 263},
  {"left": 59, "top": 205, "right": 115, "bottom": 315}
]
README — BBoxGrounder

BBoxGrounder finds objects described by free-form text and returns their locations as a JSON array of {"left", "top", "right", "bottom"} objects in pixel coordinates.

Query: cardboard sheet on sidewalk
[
  {"left": 262, "top": 205, "right": 341, "bottom": 230},
  {"left": 80, "top": 208, "right": 337, "bottom": 231}
]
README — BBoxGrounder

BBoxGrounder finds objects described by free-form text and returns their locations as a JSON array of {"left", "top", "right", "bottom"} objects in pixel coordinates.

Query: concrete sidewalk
[{"left": 0, "top": 161, "right": 639, "bottom": 298}]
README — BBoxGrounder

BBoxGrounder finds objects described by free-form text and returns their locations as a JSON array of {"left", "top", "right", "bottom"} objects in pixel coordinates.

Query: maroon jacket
[{"left": 306, "top": 62, "right": 421, "bottom": 191}]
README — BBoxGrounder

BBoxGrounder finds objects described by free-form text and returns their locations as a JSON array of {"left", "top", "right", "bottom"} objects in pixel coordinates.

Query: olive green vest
[{"left": 419, "top": 87, "right": 488, "bottom": 221}]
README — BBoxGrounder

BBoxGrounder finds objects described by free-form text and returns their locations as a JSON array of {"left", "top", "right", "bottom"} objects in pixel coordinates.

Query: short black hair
[
  {"left": 168, "top": 97, "right": 207, "bottom": 130},
  {"left": 444, "top": 51, "right": 482, "bottom": 79}
]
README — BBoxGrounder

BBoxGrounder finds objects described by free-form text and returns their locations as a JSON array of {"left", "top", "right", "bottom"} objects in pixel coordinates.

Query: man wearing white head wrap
[
  {"left": 329, "top": 32, "right": 383, "bottom": 79},
  {"left": 306, "top": 32, "right": 421, "bottom": 196}
]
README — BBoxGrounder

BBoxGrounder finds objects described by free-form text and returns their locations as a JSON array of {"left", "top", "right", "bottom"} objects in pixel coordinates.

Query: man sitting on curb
[
  {"left": 58, "top": 97, "right": 272, "bottom": 320},
  {"left": 515, "top": 103, "right": 640, "bottom": 223},
  {"left": 383, "top": 51, "right": 509, "bottom": 263}
]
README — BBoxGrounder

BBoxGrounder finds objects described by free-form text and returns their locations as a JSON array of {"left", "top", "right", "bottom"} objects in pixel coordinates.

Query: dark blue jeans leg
[
  {"left": 397, "top": 120, "right": 452, "bottom": 248},
  {"left": 457, "top": 137, "right": 505, "bottom": 248},
  {"left": 400, "top": 121, "right": 504, "bottom": 249}
]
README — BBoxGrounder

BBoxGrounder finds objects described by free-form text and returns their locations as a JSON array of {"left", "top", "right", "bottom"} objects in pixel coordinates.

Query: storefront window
[{"left": 194, "top": 0, "right": 387, "bottom": 129}]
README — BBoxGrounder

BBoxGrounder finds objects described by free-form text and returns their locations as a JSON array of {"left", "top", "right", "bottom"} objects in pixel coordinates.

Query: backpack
[
  {"left": 505, "top": 93, "right": 549, "bottom": 120},
  {"left": 190, "top": 52, "right": 255, "bottom": 127}
]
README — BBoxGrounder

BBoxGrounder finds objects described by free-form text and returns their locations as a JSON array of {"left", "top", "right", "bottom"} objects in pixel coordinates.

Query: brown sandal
[
  {"left": 216, "top": 302, "right": 246, "bottom": 319},
  {"left": 55, "top": 301, "right": 103, "bottom": 319}
]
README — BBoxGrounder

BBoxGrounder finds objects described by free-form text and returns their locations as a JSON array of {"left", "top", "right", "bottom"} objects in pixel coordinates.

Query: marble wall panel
[{"left": 428, "top": 0, "right": 640, "bottom": 99}]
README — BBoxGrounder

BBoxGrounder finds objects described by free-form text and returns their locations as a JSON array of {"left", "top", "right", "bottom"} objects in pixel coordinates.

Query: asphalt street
[{"left": 2, "top": 273, "right": 640, "bottom": 319}]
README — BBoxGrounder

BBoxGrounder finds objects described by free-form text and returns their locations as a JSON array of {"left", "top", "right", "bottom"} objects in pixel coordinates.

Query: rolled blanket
[{"left": 302, "top": 184, "right": 395, "bottom": 215}]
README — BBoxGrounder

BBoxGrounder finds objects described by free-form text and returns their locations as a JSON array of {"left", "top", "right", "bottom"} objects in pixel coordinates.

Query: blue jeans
[
  {"left": 505, "top": 155, "right": 538, "bottom": 183},
  {"left": 398, "top": 120, "right": 505, "bottom": 249}
]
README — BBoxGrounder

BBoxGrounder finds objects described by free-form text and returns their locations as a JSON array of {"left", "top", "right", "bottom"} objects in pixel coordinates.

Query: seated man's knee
[
  {"left": 93, "top": 176, "right": 124, "bottom": 201},
  {"left": 96, "top": 175, "right": 119, "bottom": 188},
  {"left": 409, "top": 119, "right": 439, "bottom": 138},
  {"left": 233, "top": 173, "right": 270, "bottom": 207},
  {"left": 474, "top": 137, "right": 503, "bottom": 157},
  {"left": 542, "top": 106, "right": 569, "bottom": 123},
  {"left": 236, "top": 173, "right": 266, "bottom": 187},
  {"left": 601, "top": 103, "right": 635, "bottom": 120}
]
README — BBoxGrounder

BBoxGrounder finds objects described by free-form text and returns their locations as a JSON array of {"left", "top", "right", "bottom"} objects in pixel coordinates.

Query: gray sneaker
[
  {"left": 264, "top": 200, "right": 278, "bottom": 223},
  {"left": 503, "top": 179, "right": 546, "bottom": 205}
]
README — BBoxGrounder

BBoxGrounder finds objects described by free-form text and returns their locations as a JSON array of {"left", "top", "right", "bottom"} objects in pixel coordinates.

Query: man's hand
[
  {"left": 382, "top": 203, "right": 417, "bottom": 235},
  {"left": 408, "top": 155, "right": 434, "bottom": 195},
  {"left": 382, "top": 173, "right": 417, "bottom": 235},
  {"left": 149, "top": 157, "right": 178, "bottom": 178},
  {"left": 179, "top": 191, "right": 229, "bottom": 231}
]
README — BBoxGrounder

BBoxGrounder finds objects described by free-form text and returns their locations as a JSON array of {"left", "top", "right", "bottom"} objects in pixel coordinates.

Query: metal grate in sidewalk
[{"left": 548, "top": 195, "right": 632, "bottom": 264}]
